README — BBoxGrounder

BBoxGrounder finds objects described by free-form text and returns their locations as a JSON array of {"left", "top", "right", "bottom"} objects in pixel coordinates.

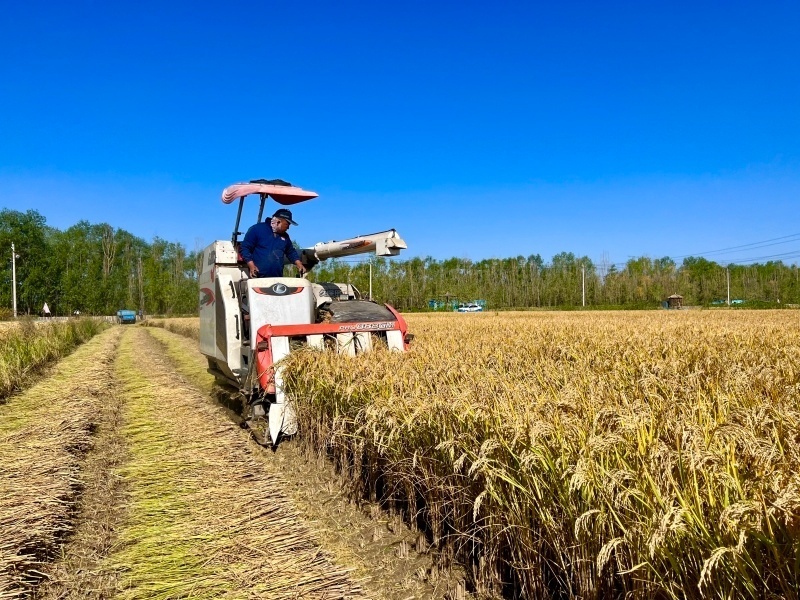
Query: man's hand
[
  {"left": 294, "top": 260, "right": 307, "bottom": 276},
  {"left": 247, "top": 261, "right": 258, "bottom": 277}
]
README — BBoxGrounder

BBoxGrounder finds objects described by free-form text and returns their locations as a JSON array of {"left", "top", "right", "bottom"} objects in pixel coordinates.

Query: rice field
[
  {"left": 282, "top": 310, "right": 800, "bottom": 599},
  {"left": 2, "top": 311, "right": 798, "bottom": 599}
]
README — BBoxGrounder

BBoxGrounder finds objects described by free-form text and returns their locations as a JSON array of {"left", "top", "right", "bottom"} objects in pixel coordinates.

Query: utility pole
[
  {"left": 726, "top": 267, "right": 730, "bottom": 306},
  {"left": 11, "top": 243, "right": 18, "bottom": 318},
  {"left": 581, "top": 264, "right": 586, "bottom": 307},
  {"left": 368, "top": 262, "right": 373, "bottom": 300}
]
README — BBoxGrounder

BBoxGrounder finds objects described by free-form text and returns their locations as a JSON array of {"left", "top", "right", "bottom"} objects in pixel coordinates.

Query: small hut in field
[{"left": 665, "top": 294, "right": 684, "bottom": 309}]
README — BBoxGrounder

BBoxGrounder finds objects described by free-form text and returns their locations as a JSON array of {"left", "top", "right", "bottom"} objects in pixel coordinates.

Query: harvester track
[{"left": 100, "top": 327, "right": 368, "bottom": 599}]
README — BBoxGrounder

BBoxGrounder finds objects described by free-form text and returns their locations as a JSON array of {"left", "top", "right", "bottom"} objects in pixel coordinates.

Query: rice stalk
[{"left": 0, "top": 328, "right": 121, "bottom": 598}]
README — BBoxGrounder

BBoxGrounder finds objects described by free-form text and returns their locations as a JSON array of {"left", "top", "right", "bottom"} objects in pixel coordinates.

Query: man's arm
[
  {"left": 240, "top": 226, "right": 260, "bottom": 277},
  {"left": 285, "top": 238, "right": 305, "bottom": 274}
]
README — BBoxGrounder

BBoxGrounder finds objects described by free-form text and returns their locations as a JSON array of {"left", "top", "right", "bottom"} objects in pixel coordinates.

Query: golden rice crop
[
  {"left": 0, "top": 319, "right": 110, "bottom": 401},
  {"left": 283, "top": 310, "right": 800, "bottom": 599},
  {"left": 143, "top": 310, "right": 800, "bottom": 597},
  {"left": 142, "top": 317, "right": 199, "bottom": 340}
]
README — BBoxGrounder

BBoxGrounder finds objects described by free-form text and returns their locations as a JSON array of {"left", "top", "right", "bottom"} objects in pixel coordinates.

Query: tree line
[
  {"left": 1, "top": 209, "right": 197, "bottom": 316},
  {"left": 2, "top": 208, "right": 798, "bottom": 316},
  {"left": 313, "top": 253, "right": 800, "bottom": 310}
]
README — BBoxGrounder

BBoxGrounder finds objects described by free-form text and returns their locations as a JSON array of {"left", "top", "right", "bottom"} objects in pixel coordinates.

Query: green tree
[{"left": 0, "top": 209, "right": 53, "bottom": 315}]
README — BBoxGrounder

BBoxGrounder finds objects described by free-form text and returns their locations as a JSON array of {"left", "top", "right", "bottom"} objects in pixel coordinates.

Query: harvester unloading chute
[{"left": 299, "top": 230, "right": 407, "bottom": 270}]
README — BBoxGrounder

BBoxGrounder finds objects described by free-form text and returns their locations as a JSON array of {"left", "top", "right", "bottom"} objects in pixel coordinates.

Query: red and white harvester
[{"left": 199, "top": 179, "right": 411, "bottom": 445}]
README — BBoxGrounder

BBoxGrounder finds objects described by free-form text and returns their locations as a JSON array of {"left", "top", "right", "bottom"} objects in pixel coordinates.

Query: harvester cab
[{"left": 198, "top": 179, "right": 411, "bottom": 446}]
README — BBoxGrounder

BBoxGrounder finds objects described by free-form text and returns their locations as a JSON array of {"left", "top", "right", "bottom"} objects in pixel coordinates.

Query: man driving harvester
[{"left": 240, "top": 208, "right": 307, "bottom": 278}]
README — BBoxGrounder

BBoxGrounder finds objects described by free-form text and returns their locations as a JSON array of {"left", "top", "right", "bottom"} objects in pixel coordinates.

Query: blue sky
[{"left": 1, "top": 1, "right": 798, "bottom": 267}]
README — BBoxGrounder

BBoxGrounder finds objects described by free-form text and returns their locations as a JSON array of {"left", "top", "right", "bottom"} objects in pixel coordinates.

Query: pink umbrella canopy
[{"left": 221, "top": 180, "right": 318, "bottom": 205}]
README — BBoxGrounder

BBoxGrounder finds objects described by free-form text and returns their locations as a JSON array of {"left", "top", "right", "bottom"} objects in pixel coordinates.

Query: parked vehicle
[
  {"left": 117, "top": 309, "right": 137, "bottom": 324},
  {"left": 457, "top": 303, "right": 483, "bottom": 313}
]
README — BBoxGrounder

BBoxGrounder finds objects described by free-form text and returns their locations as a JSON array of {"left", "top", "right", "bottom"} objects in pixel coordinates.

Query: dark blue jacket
[{"left": 240, "top": 222, "right": 301, "bottom": 277}]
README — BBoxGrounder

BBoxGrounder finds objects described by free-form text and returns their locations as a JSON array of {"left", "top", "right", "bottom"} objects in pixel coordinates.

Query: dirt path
[{"left": 145, "top": 326, "right": 469, "bottom": 600}]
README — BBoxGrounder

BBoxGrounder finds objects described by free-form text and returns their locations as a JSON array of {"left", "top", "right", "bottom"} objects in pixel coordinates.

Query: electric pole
[
  {"left": 582, "top": 264, "right": 586, "bottom": 307},
  {"left": 11, "top": 243, "right": 18, "bottom": 318},
  {"left": 726, "top": 267, "right": 730, "bottom": 306}
]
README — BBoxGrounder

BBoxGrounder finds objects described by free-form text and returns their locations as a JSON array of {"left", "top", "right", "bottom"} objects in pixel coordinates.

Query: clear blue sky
[{"left": 2, "top": 0, "right": 798, "bottom": 267}]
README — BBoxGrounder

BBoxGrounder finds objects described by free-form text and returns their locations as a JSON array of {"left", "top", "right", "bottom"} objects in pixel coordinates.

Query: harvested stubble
[
  {"left": 145, "top": 324, "right": 468, "bottom": 599},
  {"left": 105, "top": 328, "right": 366, "bottom": 599},
  {"left": 141, "top": 317, "right": 199, "bottom": 341},
  {"left": 282, "top": 310, "right": 800, "bottom": 599},
  {"left": 0, "top": 319, "right": 109, "bottom": 401},
  {"left": 0, "top": 327, "right": 121, "bottom": 599}
]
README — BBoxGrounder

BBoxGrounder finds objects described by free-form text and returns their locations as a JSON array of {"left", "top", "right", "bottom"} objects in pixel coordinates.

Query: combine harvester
[{"left": 199, "top": 179, "right": 412, "bottom": 446}]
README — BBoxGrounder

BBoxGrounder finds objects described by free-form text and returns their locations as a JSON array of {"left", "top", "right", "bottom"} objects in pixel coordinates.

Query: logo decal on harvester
[
  {"left": 200, "top": 287, "right": 215, "bottom": 307},
  {"left": 337, "top": 321, "right": 395, "bottom": 331},
  {"left": 253, "top": 284, "right": 304, "bottom": 296},
  {"left": 341, "top": 240, "right": 370, "bottom": 250}
]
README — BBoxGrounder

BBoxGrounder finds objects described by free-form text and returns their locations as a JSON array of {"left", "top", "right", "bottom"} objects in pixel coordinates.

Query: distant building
[{"left": 665, "top": 294, "right": 684, "bottom": 309}]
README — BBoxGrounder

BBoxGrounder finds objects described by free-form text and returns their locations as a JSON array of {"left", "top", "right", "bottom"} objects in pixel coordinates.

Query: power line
[
  {"left": 601, "top": 234, "right": 800, "bottom": 269},
  {"left": 725, "top": 249, "right": 800, "bottom": 265},
  {"left": 314, "top": 233, "right": 800, "bottom": 270},
  {"left": 669, "top": 233, "right": 800, "bottom": 261}
]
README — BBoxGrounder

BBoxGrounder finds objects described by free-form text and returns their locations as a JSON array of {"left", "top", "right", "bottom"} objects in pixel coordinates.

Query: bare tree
[{"left": 101, "top": 224, "right": 116, "bottom": 279}]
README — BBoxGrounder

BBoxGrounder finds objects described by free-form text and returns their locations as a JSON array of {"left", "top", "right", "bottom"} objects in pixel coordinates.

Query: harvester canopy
[
  {"left": 222, "top": 179, "right": 318, "bottom": 205},
  {"left": 223, "top": 179, "right": 319, "bottom": 244}
]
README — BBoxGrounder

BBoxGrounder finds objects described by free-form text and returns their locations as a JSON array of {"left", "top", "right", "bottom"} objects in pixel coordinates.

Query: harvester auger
[{"left": 198, "top": 179, "right": 412, "bottom": 446}]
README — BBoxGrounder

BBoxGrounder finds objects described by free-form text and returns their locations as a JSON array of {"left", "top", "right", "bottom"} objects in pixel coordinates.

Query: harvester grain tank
[{"left": 199, "top": 179, "right": 411, "bottom": 446}]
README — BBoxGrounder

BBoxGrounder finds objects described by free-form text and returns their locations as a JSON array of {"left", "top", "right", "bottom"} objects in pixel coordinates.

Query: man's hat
[{"left": 272, "top": 208, "right": 298, "bottom": 226}]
